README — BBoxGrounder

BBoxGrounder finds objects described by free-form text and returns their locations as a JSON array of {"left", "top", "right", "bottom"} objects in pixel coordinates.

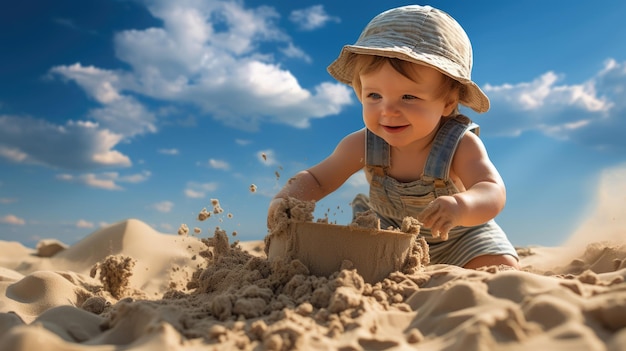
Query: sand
[{"left": 1, "top": 216, "right": 626, "bottom": 351}]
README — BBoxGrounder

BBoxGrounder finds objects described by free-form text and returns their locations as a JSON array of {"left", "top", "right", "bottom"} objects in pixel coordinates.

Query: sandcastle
[{"left": 265, "top": 197, "right": 429, "bottom": 283}]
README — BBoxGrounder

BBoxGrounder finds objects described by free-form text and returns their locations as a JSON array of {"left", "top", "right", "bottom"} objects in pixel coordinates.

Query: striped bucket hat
[{"left": 327, "top": 5, "right": 490, "bottom": 113}]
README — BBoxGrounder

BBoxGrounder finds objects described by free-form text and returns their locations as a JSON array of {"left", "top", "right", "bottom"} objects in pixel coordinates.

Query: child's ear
[{"left": 442, "top": 98, "right": 458, "bottom": 116}]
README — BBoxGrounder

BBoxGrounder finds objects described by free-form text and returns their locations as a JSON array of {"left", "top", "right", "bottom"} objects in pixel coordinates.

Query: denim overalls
[{"left": 353, "top": 115, "right": 518, "bottom": 266}]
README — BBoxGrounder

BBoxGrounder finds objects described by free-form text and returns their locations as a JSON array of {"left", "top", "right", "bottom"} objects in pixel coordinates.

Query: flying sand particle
[
  {"left": 177, "top": 224, "right": 189, "bottom": 236},
  {"left": 198, "top": 208, "right": 211, "bottom": 221},
  {"left": 210, "top": 199, "right": 224, "bottom": 214}
]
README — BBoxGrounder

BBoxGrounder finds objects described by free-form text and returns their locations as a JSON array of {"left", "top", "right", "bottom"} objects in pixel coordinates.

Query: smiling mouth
[{"left": 382, "top": 125, "right": 408, "bottom": 133}]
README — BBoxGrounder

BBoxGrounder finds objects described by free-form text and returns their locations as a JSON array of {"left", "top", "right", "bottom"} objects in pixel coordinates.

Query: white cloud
[
  {"left": 0, "top": 198, "right": 17, "bottom": 204},
  {"left": 280, "top": 42, "right": 312, "bottom": 63},
  {"left": 235, "top": 139, "right": 252, "bottom": 146},
  {"left": 478, "top": 59, "right": 626, "bottom": 150},
  {"left": 119, "top": 171, "right": 152, "bottom": 183},
  {"left": 158, "top": 148, "right": 179, "bottom": 155},
  {"left": 0, "top": 115, "right": 131, "bottom": 169},
  {"left": 208, "top": 158, "right": 230, "bottom": 170},
  {"left": 51, "top": 63, "right": 157, "bottom": 138},
  {"left": 0, "top": 214, "right": 25, "bottom": 225},
  {"left": 484, "top": 71, "right": 609, "bottom": 113},
  {"left": 76, "top": 219, "right": 95, "bottom": 229},
  {"left": 289, "top": 5, "right": 340, "bottom": 31},
  {"left": 184, "top": 181, "right": 218, "bottom": 198},
  {"left": 51, "top": 63, "right": 122, "bottom": 104},
  {"left": 0, "top": 146, "right": 28, "bottom": 162},
  {"left": 57, "top": 170, "right": 151, "bottom": 190},
  {"left": 88, "top": 96, "right": 157, "bottom": 137},
  {"left": 3, "top": 0, "right": 353, "bottom": 172},
  {"left": 52, "top": 0, "right": 352, "bottom": 132},
  {"left": 58, "top": 173, "right": 122, "bottom": 190},
  {"left": 152, "top": 201, "right": 174, "bottom": 213},
  {"left": 184, "top": 189, "right": 205, "bottom": 199}
]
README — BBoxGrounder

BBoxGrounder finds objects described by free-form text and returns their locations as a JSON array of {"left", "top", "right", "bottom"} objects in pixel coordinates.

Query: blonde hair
[{"left": 350, "top": 54, "right": 461, "bottom": 116}]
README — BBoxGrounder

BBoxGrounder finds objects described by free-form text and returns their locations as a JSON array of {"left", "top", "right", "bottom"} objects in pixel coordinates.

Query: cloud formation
[
  {"left": 158, "top": 148, "right": 179, "bottom": 155},
  {"left": 289, "top": 5, "right": 340, "bottom": 31},
  {"left": 0, "top": 116, "right": 131, "bottom": 169},
  {"left": 59, "top": 0, "right": 352, "bottom": 132},
  {"left": 184, "top": 181, "right": 219, "bottom": 199},
  {"left": 0, "top": 215, "right": 25, "bottom": 225},
  {"left": 478, "top": 59, "right": 625, "bottom": 151},
  {"left": 208, "top": 159, "right": 230, "bottom": 170},
  {"left": 152, "top": 201, "right": 174, "bottom": 213},
  {"left": 2, "top": 0, "right": 625, "bottom": 180},
  {"left": 0, "top": 0, "right": 352, "bottom": 172},
  {"left": 75, "top": 219, "right": 95, "bottom": 229},
  {"left": 56, "top": 171, "right": 151, "bottom": 190}
]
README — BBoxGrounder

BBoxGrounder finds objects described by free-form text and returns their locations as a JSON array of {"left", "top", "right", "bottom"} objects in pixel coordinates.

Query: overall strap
[
  {"left": 423, "top": 115, "right": 479, "bottom": 180},
  {"left": 365, "top": 128, "right": 389, "bottom": 175}
]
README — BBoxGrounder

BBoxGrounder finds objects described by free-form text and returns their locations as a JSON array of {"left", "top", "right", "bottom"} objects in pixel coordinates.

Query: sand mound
[{"left": 0, "top": 219, "right": 625, "bottom": 350}]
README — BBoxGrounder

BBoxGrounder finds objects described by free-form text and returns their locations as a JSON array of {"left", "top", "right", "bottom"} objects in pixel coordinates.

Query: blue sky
[{"left": 1, "top": 0, "right": 625, "bottom": 248}]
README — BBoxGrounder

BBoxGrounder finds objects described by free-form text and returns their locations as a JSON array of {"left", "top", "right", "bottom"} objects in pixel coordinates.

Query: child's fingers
[
  {"left": 417, "top": 201, "right": 438, "bottom": 226},
  {"left": 439, "top": 222, "right": 453, "bottom": 241},
  {"left": 431, "top": 216, "right": 452, "bottom": 241}
]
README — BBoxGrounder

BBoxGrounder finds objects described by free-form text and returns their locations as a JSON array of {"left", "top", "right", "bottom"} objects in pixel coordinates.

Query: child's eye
[
  {"left": 402, "top": 94, "right": 419, "bottom": 100},
  {"left": 366, "top": 92, "right": 382, "bottom": 99}
]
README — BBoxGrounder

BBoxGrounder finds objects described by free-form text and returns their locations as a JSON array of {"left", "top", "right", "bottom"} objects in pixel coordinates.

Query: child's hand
[{"left": 417, "top": 196, "right": 461, "bottom": 241}]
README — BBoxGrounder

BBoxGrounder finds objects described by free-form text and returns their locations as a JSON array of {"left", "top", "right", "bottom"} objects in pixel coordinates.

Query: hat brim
[{"left": 327, "top": 45, "right": 490, "bottom": 113}]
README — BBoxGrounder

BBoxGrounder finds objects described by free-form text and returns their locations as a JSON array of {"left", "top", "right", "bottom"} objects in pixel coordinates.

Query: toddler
[{"left": 268, "top": 5, "right": 519, "bottom": 269}]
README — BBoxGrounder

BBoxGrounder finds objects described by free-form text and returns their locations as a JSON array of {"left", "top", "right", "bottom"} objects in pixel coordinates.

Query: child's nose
[{"left": 381, "top": 101, "right": 400, "bottom": 117}]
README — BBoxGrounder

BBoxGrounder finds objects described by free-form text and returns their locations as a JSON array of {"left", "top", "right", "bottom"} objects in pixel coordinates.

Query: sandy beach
[{"left": 1, "top": 216, "right": 625, "bottom": 351}]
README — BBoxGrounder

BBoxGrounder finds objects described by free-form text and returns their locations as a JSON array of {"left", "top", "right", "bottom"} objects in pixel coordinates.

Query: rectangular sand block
[{"left": 267, "top": 222, "right": 415, "bottom": 283}]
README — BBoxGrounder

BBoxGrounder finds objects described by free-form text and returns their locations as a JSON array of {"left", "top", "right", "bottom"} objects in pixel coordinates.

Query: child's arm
[
  {"left": 268, "top": 130, "right": 365, "bottom": 228},
  {"left": 419, "top": 131, "right": 506, "bottom": 239}
]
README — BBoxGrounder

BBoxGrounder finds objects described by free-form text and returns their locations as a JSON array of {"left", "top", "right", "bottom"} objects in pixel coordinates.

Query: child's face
[{"left": 360, "top": 62, "right": 456, "bottom": 148}]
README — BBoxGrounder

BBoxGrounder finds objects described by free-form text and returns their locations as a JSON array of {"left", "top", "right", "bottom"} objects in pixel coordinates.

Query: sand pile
[{"left": 1, "top": 215, "right": 626, "bottom": 350}]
